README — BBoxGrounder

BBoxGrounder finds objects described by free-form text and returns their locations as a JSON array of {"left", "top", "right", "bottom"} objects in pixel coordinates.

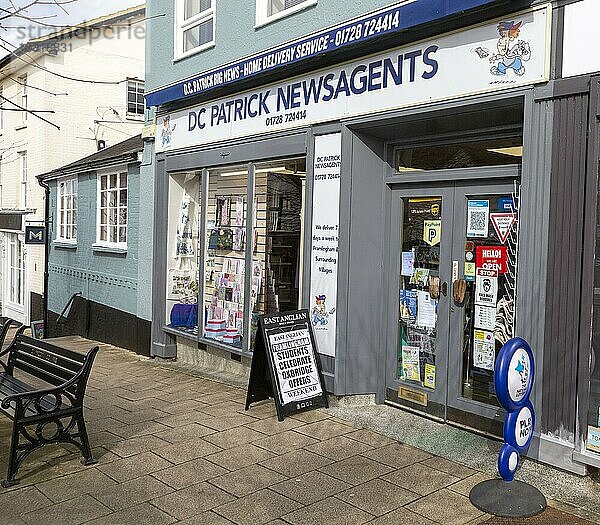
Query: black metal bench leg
[
  {"left": 76, "top": 414, "right": 96, "bottom": 466},
  {"left": 3, "top": 421, "right": 21, "bottom": 488}
]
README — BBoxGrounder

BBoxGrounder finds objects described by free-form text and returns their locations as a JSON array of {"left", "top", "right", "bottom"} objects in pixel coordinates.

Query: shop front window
[
  {"left": 203, "top": 165, "right": 248, "bottom": 349},
  {"left": 166, "top": 172, "right": 202, "bottom": 335},
  {"left": 165, "top": 157, "right": 307, "bottom": 352},
  {"left": 251, "top": 158, "right": 306, "bottom": 344},
  {"left": 587, "top": 187, "right": 600, "bottom": 455}
]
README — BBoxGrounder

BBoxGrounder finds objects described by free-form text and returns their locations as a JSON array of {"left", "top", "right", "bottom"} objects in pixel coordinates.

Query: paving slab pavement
[{"left": 0, "top": 336, "right": 597, "bottom": 525}]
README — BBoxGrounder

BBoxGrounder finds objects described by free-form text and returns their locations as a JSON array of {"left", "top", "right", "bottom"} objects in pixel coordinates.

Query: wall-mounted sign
[
  {"left": 155, "top": 6, "right": 550, "bottom": 152},
  {"left": 245, "top": 310, "right": 329, "bottom": 421},
  {"left": 25, "top": 226, "right": 46, "bottom": 245},
  {"left": 494, "top": 337, "right": 536, "bottom": 482},
  {"left": 146, "top": 0, "right": 505, "bottom": 107},
  {"left": 309, "top": 133, "right": 341, "bottom": 357}
]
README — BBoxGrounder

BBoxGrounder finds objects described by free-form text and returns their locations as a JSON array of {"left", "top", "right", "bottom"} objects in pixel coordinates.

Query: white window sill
[
  {"left": 53, "top": 240, "right": 77, "bottom": 249},
  {"left": 126, "top": 114, "right": 145, "bottom": 122},
  {"left": 92, "top": 243, "right": 127, "bottom": 254},
  {"left": 173, "top": 42, "right": 216, "bottom": 63},
  {"left": 255, "top": 0, "right": 317, "bottom": 29}
]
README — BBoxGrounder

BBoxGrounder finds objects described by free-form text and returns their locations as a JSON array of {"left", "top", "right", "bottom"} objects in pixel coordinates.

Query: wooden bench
[{"left": 0, "top": 331, "right": 99, "bottom": 487}]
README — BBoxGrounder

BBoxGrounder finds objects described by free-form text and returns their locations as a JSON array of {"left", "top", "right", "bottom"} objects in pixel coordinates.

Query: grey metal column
[
  {"left": 197, "top": 169, "right": 209, "bottom": 343},
  {"left": 243, "top": 162, "right": 255, "bottom": 355},
  {"left": 151, "top": 155, "right": 176, "bottom": 358}
]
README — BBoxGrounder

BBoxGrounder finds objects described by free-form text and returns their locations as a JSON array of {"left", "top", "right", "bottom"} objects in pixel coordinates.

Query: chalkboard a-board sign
[{"left": 245, "top": 310, "right": 329, "bottom": 421}]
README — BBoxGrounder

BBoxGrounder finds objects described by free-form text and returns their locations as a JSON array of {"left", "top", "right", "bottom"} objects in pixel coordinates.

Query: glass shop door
[
  {"left": 386, "top": 179, "right": 520, "bottom": 433},
  {"left": 446, "top": 181, "right": 520, "bottom": 434},
  {"left": 385, "top": 185, "right": 454, "bottom": 420}
]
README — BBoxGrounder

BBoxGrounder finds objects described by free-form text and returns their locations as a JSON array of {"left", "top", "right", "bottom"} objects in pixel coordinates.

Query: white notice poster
[
  {"left": 269, "top": 328, "right": 323, "bottom": 404},
  {"left": 475, "top": 304, "right": 496, "bottom": 331},
  {"left": 309, "top": 133, "right": 341, "bottom": 357},
  {"left": 473, "top": 329, "right": 495, "bottom": 371}
]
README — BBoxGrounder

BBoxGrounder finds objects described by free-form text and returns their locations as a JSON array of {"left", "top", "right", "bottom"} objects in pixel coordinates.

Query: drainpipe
[{"left": 36, "top": 176, "right": 50, "bottom": 338}]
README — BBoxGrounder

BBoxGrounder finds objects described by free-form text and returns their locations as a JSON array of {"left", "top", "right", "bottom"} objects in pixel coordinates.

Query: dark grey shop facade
[{"left": 147, "top": 1, "right": 600, "bottom": 475}]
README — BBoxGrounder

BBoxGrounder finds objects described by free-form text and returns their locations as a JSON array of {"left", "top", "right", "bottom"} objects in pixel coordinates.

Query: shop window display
[
  {"left": 251, "top": 159, "right": 306, "bottom": 344},
  {"left": 165, "top": 158, "right": 306, "bottom": 352},
  {"left": 166, "top": 172, "right": 202, "bottom": 334},
  {"left": 587, "top": 189, "right": 600, "bottom": 455},
  {"left": 203, "top": 166, "right": 249, "bottom": 349}
]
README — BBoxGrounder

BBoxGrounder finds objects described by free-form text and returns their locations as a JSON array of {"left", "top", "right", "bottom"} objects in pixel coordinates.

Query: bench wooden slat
[
  {"left": 15, "top": 337, "right": 86, "bottom": 365},
  {"left": 9, "top": 359, "right": 71, "bottom": 389},
  {"left": 11, "top": 351, "right": 77, "bottom": 383},
  {"left": 14, "top": 340, "right": 84, "bottom": 371}
]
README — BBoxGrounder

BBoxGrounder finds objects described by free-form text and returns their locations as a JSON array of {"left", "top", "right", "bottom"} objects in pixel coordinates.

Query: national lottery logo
[{"left": 515, "top": 353, "right": 529, "bottom": 392}]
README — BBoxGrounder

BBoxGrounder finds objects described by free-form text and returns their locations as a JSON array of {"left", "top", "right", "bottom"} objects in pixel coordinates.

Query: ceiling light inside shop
[
  {"left": 218, "top": 166, "right": 304, "bottom": 177},
  {"left": 486, "top": 146, "right": 523, "bottom": 157}
]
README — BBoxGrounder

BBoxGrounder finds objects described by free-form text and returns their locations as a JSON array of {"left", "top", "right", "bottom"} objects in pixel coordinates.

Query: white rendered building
[{"left": 0, "top": 5, "right": 146, "bottom": 324}]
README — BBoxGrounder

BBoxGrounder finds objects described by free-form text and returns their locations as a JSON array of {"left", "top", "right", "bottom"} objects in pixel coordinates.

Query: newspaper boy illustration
[
  {"left": 311, "top": 294, "right": 335, "bottom": 327},
  {"left": 160, "top": 115, "right": 176, "bottom": 148},
  {"left": 489, "top": 21, "right": 531, "bottom": 76}
]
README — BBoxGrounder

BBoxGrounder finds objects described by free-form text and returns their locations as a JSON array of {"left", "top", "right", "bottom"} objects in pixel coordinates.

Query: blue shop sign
[{"left": 146, "top": 0, "right": 501, "bottom": 107}]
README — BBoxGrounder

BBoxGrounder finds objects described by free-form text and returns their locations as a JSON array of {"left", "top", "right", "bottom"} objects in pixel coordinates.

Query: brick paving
[{"left": 0, "top": 336, "right": 596, "bottom": 525}]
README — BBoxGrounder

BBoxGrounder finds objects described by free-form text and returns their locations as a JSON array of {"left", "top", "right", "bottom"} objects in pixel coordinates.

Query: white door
[{"left": 3, "top": 233, "right": 28, "bottom": 324}]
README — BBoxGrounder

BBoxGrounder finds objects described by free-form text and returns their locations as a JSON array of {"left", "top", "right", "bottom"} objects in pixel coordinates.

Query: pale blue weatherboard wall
[
  {"left": 47, "top": 163, "right": 151, "bottom": 320},
  {"left": 146, "top": 0, "right": 398, "bottom": 92}
]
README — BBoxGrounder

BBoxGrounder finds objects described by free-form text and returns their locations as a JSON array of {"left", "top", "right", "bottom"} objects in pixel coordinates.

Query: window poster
[
  {"left": 416, "top": 290, "right": 437, "bottom": 329},
  {"left": 467, "top": 200, "right": 490, "bottom": 238},
  {"left": 309, "top": 133, "right": 341, "bottom": 357},
  {"left": 402, "top": 346, "right": 421, "bottom": 382},
  {"left": 475, "top": 304, "right": 496, "bottom": 331},
  {"left": 473, "top": 329, "right": 495, "bottom": 371},
  {"left": 424, "top": 363, "right": 436, "bottom": 389},
  {"left": 401, "top": 251, "right": 415, "bottom": 276}
]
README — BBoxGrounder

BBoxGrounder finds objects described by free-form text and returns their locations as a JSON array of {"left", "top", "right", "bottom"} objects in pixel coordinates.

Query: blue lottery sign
[{"left": 494, "top": 338, "right": 535, "bottom": 482}]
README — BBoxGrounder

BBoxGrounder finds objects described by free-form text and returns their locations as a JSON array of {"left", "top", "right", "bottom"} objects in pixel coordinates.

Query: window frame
[
  {"left": 0, "top": 84, "right": 4, "bottom": 132},
  {"left": 255, "top": 0, "right": 317, "bottom": 28},
  {"left": 18, "top": 151, "right": 27, "bottom": 208},
  {"left": 18, "top": 74, "right": 27, "bottom": 125},
  {"left": 126, "top": 79, "right": 145, "bottom": 119},
  {"left": 174, "top": 0, "right": 216, "bottom": 61},
  {"left": 55, "top": 176, "right": 78, "bottom": 244},
  {"left": 95, "top": 168, "right": 128, "bottom": 249}
]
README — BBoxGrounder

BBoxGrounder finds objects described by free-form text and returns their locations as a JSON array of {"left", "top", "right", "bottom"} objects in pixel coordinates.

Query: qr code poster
[{"left": 467, "top": 200, "right": 490, "bottom": 238}]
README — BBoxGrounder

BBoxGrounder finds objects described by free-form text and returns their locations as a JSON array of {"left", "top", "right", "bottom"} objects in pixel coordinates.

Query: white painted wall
[
  {"left": 0, "top": 12, "right": 145, "bottom": 321},
  {"left": 562, "top": 0, "right": 600, "bottom": 78}
]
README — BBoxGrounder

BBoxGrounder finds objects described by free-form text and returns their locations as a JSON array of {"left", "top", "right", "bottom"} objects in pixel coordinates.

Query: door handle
[
  {"left": 453, "top": 279, "right": 467, "bottom": 305},
  {"left": 441, "top": 281, "right": 448, "bottom": 297}
]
